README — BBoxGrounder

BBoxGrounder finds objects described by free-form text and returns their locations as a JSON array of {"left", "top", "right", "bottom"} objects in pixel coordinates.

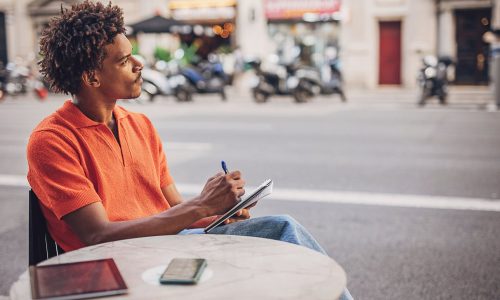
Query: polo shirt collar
[{"left": 57, "top": 100, "right": 129, "bottom": 129}]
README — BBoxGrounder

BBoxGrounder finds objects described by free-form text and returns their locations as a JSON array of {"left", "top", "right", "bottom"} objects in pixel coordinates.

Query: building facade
[
  {"left": 341, "top": 0, "right": 499, "bottom": 89},
  {"left": 1, "top": 0, "right": 499, "bottom": 90},
  {"left": 0, "top": 0, "right": 167, "bottom": 66},
  {"left": 437, "top": 0, "right": 493, "bottom": 85}
]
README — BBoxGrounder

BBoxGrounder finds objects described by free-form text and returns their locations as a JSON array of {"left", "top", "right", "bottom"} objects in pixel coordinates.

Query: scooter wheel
[
  {"left": 220, "top": 89, "right": 227, "bottom": 101},
  {"left": 417, "top": 89, "right": 428, "bottom": 107},
  {"left": 253, "top": 90, "right": 269, "bottom": 103},
  {"left": 339, "top": 91, "right": 347, "bottom": 102},
  {"left": 438, "top": 95, "right": 448, "bottom": 105},
  {"left": 175, "top": 89, "right": 192, "bottom": 102},
  {"left": 293, "top": 89, "right": 309, "bottom": 103}
]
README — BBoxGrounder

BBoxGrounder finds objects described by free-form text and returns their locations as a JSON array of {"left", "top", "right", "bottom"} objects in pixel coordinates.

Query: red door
[{"left": 379, "top": 21, "right": 401, "bottom": 85}]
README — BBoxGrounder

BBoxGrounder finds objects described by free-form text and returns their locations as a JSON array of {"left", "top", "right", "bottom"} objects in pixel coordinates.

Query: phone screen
[{"left": 159, "top": 258, "right": 207, "bottom": 284}]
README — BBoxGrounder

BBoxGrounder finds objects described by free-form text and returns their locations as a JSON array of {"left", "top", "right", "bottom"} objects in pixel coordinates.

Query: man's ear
[{"left": 82, "top": 70, "right": 101, "bottom": 88}]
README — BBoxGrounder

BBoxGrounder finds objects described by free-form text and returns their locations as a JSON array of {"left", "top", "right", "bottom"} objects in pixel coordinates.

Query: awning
[{"left": 129, "top": 15, "right": 185, "bottom": 34}]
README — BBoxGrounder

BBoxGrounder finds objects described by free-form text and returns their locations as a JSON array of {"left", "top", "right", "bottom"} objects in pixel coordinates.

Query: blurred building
[
  {"left": 437, "top": 0, "right": 492, "bottom": 85},
  {"left": 0, "top": 0, "right": 497, "bottom": 90},
  {"left": 0, "top": 0, "right": 36, "bottom": 65},
  {"left": 341, "top": 0, "right": 496, "bottom": 89},
  {"left": 0, "top": 0, "right": 168, "bottom": 66},
  {"left": 262, "top": 0, "right": 341, "bottom": 67},
  {"left": 0, "top": 0, "right": 272, "bottom": 65}
]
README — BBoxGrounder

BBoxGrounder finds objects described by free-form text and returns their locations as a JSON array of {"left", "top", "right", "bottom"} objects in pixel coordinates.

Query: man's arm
[
  {"left": 63, "top": 171, "right": 244, "bottom": 246},
  {"left": 161, "top": 183, "right": 183, "bottom": 207}
]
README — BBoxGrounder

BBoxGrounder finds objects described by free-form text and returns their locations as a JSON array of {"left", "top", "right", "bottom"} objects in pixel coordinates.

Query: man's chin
[{"left": 121, "top": 89, "right": 142, "bottom": 100}]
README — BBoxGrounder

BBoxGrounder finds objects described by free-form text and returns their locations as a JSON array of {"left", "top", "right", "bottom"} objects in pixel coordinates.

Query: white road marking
[
  {"left": 0, "top": 175, "right": 28, "bottom": 187},
  {"left": 3, "top": 175, "right": 498, "bottom": 212},
  {"left": 175, "top": 183, "right": 500, "bottom": 212}
]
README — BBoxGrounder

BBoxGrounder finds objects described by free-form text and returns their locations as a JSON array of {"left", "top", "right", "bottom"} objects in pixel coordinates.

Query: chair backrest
[{"left": 29, "top": 189, "right": 64, "bottom": 265}]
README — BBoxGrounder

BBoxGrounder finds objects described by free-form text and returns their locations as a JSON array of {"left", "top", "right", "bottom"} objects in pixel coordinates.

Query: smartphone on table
[{"left": 159, "top": 258, "right": 207, "bottom": 285}]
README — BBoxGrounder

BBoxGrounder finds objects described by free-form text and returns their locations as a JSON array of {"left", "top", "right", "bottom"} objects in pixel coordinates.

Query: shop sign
[
  {"left": 265, "top": 0, "right": 341, "bottom": 20},
  {"left": 169, "top": 0, "right": 236, "bottom": 9},
  {"left": 169, "top": 0, "right": 236, "bottom": 21}
]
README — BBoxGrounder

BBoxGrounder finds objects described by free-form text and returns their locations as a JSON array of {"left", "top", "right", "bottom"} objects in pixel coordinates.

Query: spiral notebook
[{"left": 204, "top": 179, "right": 273, "bottom": 233}]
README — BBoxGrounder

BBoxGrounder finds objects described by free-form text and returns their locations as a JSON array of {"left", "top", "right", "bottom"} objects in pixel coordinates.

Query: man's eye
[{"left": 121, "top": 59, "right": 128, "bottom": 65}]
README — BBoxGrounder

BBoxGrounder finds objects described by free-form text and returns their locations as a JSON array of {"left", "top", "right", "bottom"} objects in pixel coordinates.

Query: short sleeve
[
  {"left": 154, "top": 129, "right": 174, "bottom": 188},
  {"left": 27, "top": 130, "right": 101, "bottom": 219},
  {"left": 141, "top": 114, "right": 174, "bottom": 188}
]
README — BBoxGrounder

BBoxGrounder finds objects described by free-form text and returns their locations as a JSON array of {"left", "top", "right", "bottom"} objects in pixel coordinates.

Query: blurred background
[
  {"left": 0, "top": 1, "right": 500, "bottom": 300},
  {"left": 0, "top": 0, "right": 498, "bottom": 103}
]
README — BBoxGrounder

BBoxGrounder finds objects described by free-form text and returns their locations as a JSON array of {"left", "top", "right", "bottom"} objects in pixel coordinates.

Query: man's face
[{"left": 95, "top": 33, "right": 143, "bottom": 100}]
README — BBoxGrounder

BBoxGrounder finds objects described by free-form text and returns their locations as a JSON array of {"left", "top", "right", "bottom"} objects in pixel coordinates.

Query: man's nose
[{"left": 132, "top": 57, "right": 143, "bottom": 72}]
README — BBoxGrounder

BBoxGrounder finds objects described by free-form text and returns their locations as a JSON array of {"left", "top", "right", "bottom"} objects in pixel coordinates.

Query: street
[{"left": 0, "top": 88, "right": 499, "bottom": 300}]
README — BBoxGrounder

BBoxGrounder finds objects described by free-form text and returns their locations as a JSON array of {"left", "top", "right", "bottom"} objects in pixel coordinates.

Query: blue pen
[{"left": 221, "top": 161, "right": 228, "bottom": 174}]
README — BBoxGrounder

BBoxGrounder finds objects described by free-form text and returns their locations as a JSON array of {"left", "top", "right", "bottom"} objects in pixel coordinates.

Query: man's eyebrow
[{"left": 116, "top": 53, "right": 131, "bottom": 62}]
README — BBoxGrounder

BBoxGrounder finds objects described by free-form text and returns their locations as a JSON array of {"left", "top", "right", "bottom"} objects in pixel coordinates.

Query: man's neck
[{"left": 73, "top": 93, "right": 117, "bottom": 129}]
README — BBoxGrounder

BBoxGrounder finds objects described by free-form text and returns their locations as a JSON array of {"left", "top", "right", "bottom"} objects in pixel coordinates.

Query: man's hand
[
  {"left": 196, "top": 171, "right": 246, "bottom": 217},
  {"left": 223, "top": 208, "right": 251, "bottom": 224}
]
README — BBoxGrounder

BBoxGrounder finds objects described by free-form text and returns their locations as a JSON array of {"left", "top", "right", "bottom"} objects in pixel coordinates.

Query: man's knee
[
  {"left": 259, "top": 214, "right": 298, "bottom": 227},
  {"left": 254, "top": 214, "right": 305, "bottom": 239}
]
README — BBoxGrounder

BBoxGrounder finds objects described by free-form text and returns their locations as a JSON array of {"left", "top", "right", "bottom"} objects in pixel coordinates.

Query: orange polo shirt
[{"left": 27, "top": 100, "right": 174, "bottom": 251}]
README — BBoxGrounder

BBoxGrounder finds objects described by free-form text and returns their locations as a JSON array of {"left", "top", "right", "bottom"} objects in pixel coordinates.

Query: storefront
[
  {"left": 0, "top": 11, "right": 7, "bottom": 65},
  {"left": 168, "top": 0, "right": 237, "bottom": 58},
  {"left": 263, "top": 0, "right": 342, "bottom": 67},
  {"left": 437, "top": 0, "right": 492, "bottom": 85}
]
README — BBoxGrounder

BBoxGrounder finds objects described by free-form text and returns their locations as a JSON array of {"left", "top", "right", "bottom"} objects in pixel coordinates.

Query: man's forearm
[
  {"left": 66, "top": 173, "right": 243, "bottom": 246},
  {"left": 188, "top": 216, "right": 218, "bottom": 229},
  {"left": 67, "top": 199, "right": 209, "bottom": 246}
]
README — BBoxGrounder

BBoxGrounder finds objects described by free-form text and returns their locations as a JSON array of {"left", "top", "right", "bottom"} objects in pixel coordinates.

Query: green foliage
[
  {"left": 179, "top": 43, "right": 199, "bottom": 65},
  {"left": 216, "top": 45, "right": 232, "bottom": 54},
  {"left": 154, "top": 47, "right": 171, "bottom": 62},
  {"left": 131, "top": 40, "right": 140, "bottom": 55}
]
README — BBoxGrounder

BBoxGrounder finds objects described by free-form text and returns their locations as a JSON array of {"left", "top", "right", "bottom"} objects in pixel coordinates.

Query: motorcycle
[
  {"left": 0, "top": 62, "right": 47, "bottom": 101},
  {"left": 320, "top": 57, "right": 346, "bottom": 102},
  {"left": 132, "top": 56, "right": 193, "bottom": 103},
  {"left": 180, "top": 55, "right": 228, "bottom": 101},
  {"left": 248, "top": 58, "right": 321, "bottom": 103},
  {"left": 417, "top": 55, "right": 453, "bottom": 106}
]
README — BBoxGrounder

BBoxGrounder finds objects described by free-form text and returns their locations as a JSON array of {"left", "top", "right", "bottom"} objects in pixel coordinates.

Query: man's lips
[{"left": 135, "top": 73, "right": 142, "bottom": 83}]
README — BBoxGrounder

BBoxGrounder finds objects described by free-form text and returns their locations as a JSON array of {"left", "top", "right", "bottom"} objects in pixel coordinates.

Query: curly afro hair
[{"left": 39, "top": 1, "right": 125, "bottom": 95}]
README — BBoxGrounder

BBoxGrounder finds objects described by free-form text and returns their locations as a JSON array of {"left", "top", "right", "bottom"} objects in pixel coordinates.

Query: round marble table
[{"left": 10, "top": 235, "right": 346, "bottom": 300}]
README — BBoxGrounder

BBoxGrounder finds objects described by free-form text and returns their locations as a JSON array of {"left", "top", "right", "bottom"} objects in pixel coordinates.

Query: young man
[{"left": 27, "top": 2, "right": 352, "bottom": 299}]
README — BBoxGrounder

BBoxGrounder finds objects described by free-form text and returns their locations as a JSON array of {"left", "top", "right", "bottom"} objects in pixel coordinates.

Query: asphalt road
[{"left": 0, "top": 90, "right": 499, "bottom": 299}]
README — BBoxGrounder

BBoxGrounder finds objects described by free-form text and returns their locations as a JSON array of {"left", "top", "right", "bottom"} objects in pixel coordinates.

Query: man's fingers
[
  {"left": 246, "top": 201, "right": 258, "bottom": 209},
  {"left": 239, "top": 209, "right": 250, "bottom": 219},
  {"left": 228, "top": 170, "right": 241, "bottom": 179},
  {"left": 236, "top": 187, "right": 245, "bottom": 198},
  {"left": 222, "top": 209, "right": 251, "bottom": 225},
  {"left": 208, "top": 172, "right": 225, "bottom": 182}
]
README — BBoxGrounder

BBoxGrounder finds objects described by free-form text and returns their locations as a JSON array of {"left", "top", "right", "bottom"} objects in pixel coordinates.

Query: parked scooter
[
  {"left": 248, "top": 58, "right": 321, "bottom": 103},
  {"left": 417, "top": 55, "right": 453, "bottom": 106},
  {"left": 0, "top": 63, "right": 8, "bottom": 101},
  {"left": 293, "top": 64, "right": 322, "bottom": 103},
  {"left": 0, "top": 62, "right": 47, "bottom": 101},
  {"left": 132, "top": 55, "right": 193, "bottom": 103},
  {"left": 180, "top": 54, "right": 228, "bottom": 101},
  {"left": 320, "top": 58, "right": 346, "bottom": 102}
]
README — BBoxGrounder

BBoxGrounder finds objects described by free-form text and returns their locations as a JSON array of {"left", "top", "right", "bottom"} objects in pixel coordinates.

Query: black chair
[{"left": 29, "top": 189, "right": 64, "bottom": 265}]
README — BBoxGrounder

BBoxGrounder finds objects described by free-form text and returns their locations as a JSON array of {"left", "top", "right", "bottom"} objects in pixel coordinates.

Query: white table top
[{"left": 10, "top": 234, "right": 346, "bottom": 300}]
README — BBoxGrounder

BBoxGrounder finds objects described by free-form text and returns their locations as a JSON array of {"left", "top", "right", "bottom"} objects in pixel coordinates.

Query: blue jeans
[{"left": 179, "top": 215, "right": 354, "bottom": 300}]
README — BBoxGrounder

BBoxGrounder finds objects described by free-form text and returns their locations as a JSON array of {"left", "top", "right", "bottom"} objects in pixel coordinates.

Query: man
[{"left": 27, "top": 2, "right": 352, "bottom": 299}]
